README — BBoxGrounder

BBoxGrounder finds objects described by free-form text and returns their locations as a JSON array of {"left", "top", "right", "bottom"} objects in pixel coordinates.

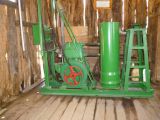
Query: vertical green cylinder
[{"left": 100, "top": 22, "right": 120, "bottom": 89}]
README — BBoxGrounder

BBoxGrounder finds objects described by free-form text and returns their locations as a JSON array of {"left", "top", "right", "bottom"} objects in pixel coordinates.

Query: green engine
[{"left": 58, "top": 42, "right": 92, "bottom": 89}]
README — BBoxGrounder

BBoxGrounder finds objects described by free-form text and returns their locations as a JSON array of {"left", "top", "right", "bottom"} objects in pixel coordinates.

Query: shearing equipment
[{"left": 32, "top": 0, "right": 154, "bottom": 98}]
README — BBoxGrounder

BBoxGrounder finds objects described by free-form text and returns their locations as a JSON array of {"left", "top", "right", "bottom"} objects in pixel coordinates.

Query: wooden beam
[
  {"left": 7, "top": 6, "right": 19, "bottom": 95},
  {"left": 0, "top": 0, "right": 17, "bottom": 8},
  {"left": 15, "top": 20, "right": 36, "bottom": 27},
  {"left": 154, "top": 16, "right": 160, "bottom": 81}
]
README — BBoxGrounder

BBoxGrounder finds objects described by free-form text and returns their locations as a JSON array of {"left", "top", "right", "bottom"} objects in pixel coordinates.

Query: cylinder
[{"left": 100, "top": 22, "right": 120, "bottom": 89}]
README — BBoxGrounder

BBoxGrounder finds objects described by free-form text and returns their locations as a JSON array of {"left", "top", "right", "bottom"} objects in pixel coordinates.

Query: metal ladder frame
[{"left": 122, "top": 26, "right": 151, "bottom": 91}]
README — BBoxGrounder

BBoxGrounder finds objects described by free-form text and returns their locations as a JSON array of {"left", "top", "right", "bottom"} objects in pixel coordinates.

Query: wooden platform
[{"left": 0, "top": 87, "right": 160, "bottom": 120}]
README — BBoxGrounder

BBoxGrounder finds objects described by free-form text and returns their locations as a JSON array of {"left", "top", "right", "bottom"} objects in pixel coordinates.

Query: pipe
[
  {"left": 100, "top": 22, "right": 120, "bottom": 89},
  {"left": 18, "top": 0, "right": 26, "bottom": 51}
]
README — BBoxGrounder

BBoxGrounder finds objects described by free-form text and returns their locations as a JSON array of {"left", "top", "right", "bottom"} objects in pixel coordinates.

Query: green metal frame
[
  {"left": 32, "top": 24, "right": 52, "bottom": 45},
  {"left": 40, "top": 87, "right": 153, "bottom": 98},
  {"left": 35, "top": 0, "right": 154, "bottom": 98},
  {"left": 122, "top": 25, "right": 153, "bottom": 92}
]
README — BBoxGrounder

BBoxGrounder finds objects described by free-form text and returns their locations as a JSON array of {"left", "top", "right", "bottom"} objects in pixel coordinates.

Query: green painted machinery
[
  {"left": 56, "top": 42, "right": 94, "bottom": 89},
  {"left": 32, "top": 0, "right": 154, "bottom": 98},
  {"left": 100, "top": 22, "right": 120, "bottom": 89}
]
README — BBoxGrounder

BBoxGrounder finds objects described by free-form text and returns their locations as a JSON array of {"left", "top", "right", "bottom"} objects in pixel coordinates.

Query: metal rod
[
  {"left": 60, "top": 18, "right": 65, "bottom": 48},
  {"left": 37, "top": 0, "right": 44, "bottom": 53},
  {"left": 18, "top": 0, "right": 26, "bottom": 51},
  {"left": 60, "top": 18, "right": 65, "bottom": 62},
  {"left": 37, "top": 0, "right": 50, "bottom": 87},
  {"left": 57, "top": 1, "right": 77, "bottom": 44},
  {"left": 51, "top": 0, "right": 56, "bottom": 27}
]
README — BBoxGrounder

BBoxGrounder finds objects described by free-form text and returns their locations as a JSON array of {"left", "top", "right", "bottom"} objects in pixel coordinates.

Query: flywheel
[
  {"left": 61, "top": 61, "right": 88, "bottom": 87},
  {"left": 63, "top": 66, "right": 83, "bottom": 86}
]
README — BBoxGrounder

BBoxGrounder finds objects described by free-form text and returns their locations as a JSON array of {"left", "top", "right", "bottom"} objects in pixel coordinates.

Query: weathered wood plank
[
  {"left": 154, "top": 16, "right": 160, "bottom": 81},
  {"left": 3, "top": 90, "right": 46, "bottom": 120},
  {"left": 82, "top": 98, "right": 97, "bottom": 120},
  {"left": 0, "top": 0, "right": 17, "bottom": 8},
  {"left": 71, "top": 97, "right": 88, "bottom": 120},
  {"left": 133, "top": 100, "right": 150, "bottom": 120},
  {"left": 115, "top": 100, "right": 126, "bottom": 120},
  {"left": 1, "top": 88, "right": 160, "bottom": 120},
  {"left": 0, "top": 0, "right": 41, "bottom": 106},
  {"left": 7, "top": 6, "right": 19, "bottom": 95},
  {"left": 105, "top": 99, "right": 116, "bottom": 120},
  {"left": 148, "top": 91, "right": 160, "bottom": 119},
  {"left": 139, "top": 99, "right": 160, "bottom": 120},
  {"left": 37, "top": 96, "right": 65, "bottom": 120},
  {"left": 94, "top": 98, "right": 105, "bottom": 120},
  {"left": 27, "top": 96, "right": 57, "bottom": 120},
  {"left": 0, "top": 4, "right": 10, "bottom": 106},
  {"left": 16, "top": 95, "right": 50, "bottom": 120},
  {"left": 122, "top": 99, "right": 138, "bottom": 120},
  {"left": 60, "top": 97, "right": 80, "bottom": 120},
  {"left": 48, "top": 97, "right": 73, "bottom": 120}
]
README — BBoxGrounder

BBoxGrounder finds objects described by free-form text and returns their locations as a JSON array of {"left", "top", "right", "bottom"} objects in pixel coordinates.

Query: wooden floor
[{"left": 1, "top": 87, "right": 160, "bottom": 120}]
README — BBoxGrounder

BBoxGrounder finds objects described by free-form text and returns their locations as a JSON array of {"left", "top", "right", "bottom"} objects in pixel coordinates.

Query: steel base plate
[{"left": 40, "top": 87, "right": 154, "bottom": 98}]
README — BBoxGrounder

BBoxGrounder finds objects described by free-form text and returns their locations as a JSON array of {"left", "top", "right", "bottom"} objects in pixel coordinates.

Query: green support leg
[
  {"left": 124, "top": 30, "right": 134, "bottom": 91},
  {"left": 135, "top": 26, "right": 143, "bottom": 81},
  {"left": 142, "top": 30, "right": 151, "bottom": 90},
  {"left": 122, "top": 27, "right": 153, "bottom": 94},
  {"left": 43, "top": 52, "right": 50, "bottom": 87},
  {"left": 122, "top": 30, "right": 130, "bottom": 86}
]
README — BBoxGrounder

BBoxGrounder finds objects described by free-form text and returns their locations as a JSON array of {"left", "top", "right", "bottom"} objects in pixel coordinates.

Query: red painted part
[{"left": 64, "top": 66, "right": 83, "bottom": 86}]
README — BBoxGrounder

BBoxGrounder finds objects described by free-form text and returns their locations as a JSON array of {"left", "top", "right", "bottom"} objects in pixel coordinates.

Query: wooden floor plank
[
  {"left": 122, "top": 99, "right": 138, "bottom": 120},
  {"left": 71, "top": 97, "right": 88, "bottom": 120},
  {"left": 133, "top": 100, "right": 151, "bottom": 120},
  {"left": 48, "top": 97, "right": 72, "bottom": 120},
  {"left": 16, "top": 96, "right": 55, "bottom": 120},
  {"left": 94, "top": 98, "right": 105, "bottom": 120},
  {"left": 139, "top": 99, "right": 160, "bottom": 120},
  {"left": 82, "top": 98, "right": 97, "bottom": 120},
  {"left": 60, "top": 97, "right": 80, "bottom": 120},
  {"left": 28, "top": 96, "right": 57, "bottom": 120},
  {"left": 148, "top": 94, "right": 160, "bottom": 118},
  {"left": 35, "top": 96, "right": 65, "bottom": 120},
  {"left": 1, "top": 88, "right": 160, "bottom": 120},
  {"left": 2, "top": 90, "right": 46, "bottom": 120},
  {"left": 115, "top": 100, "right": 126, "bottom": 120},
  {"left": 105, "top": 99, "right": 116, "bottom": 120}
]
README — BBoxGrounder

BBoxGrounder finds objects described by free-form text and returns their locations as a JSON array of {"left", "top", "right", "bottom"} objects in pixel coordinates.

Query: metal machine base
[
  {"left": 35, "top": 1, "right": 154, "bottom": 98},
  {"left": 40, "top": 87, "right": 154, "bottom": 98}
]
